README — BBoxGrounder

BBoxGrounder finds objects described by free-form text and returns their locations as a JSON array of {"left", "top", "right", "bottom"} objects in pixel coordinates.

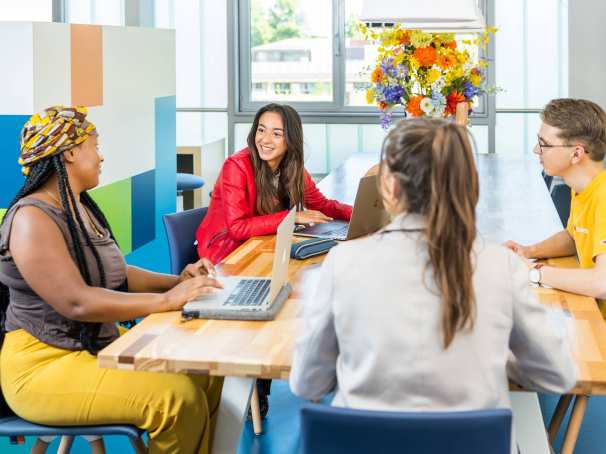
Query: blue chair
[
  {"left": 299, "top": 404, "right": 512, "bottom": 454},
  {"left": 541, "top": 170, "right": 553, "bottom": 190},
  {"left": 163, "top": 207, "right": 208, "bottom": 275},
  {"left": 0, "top": 413, "right": 145, "bottom": 453},
  {"left": 550, "top": 183, "right": 571, "bottom": 227}
]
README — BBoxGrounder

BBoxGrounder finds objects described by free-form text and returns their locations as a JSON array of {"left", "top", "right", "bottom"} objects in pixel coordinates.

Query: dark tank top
[{"left": 0, "top": 198, "right": 126, "bottom": 350}]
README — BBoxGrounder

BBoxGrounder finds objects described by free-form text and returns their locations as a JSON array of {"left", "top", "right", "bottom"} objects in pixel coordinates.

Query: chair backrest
[
  {"left": 550, "top": 182, "right": 571, "bottom": 227},
  {"left": 299, "top": 404, "right": 511, "bottom": 454},
  {"left": 163, "top": 207, "right": 208, "bottom": 275}
]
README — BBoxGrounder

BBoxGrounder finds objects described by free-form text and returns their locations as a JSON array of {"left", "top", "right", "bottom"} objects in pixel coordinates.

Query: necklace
[{"left": 42, "top": 189, "right": 104, "bottom": 238}]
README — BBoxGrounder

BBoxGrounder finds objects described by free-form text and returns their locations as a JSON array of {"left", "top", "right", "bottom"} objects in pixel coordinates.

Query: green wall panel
[{"left": 90, "top": 178, "right": 132, "bottom": 254}]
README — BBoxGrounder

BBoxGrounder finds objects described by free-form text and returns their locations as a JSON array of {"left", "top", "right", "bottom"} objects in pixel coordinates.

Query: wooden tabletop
[{"left": 98, "top": 153, "right": 606, "bottom": 393}]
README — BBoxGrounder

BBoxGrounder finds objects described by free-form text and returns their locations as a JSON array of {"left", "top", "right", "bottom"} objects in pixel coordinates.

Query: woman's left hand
[{"left": 178, "top": 258, "right": 216, "bottom": 282}]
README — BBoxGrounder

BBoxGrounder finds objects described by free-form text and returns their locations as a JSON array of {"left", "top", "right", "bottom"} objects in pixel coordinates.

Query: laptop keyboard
[
  {"left": 324, "top": 224, "right": 348, "bottom": 240},
  {"left": 223, "top": 279, "right": 271, "bottom": 307}
]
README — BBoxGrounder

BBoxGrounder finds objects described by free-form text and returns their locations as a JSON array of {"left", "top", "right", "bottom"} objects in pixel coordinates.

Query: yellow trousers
[{"left": 0, "top": 329, "right": 223, "bottom": 454}]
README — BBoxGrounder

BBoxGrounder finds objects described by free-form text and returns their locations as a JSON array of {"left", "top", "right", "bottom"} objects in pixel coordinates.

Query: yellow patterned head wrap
[{"left": 19, "top": 105, "right": 97, "bottom": 175}]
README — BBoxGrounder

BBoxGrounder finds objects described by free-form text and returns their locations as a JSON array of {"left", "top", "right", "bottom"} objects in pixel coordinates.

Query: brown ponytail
[{"left": 381, "top": 118, "right": 479, "bottom": 348}]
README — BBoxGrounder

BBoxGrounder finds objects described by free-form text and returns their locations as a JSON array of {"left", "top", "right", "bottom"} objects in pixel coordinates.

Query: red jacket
[{"left": 196, "top": 148, "right": 352, "bottom": 264}]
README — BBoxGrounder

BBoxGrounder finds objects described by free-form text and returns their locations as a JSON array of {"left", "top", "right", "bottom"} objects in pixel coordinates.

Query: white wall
[{"left": 569, "top": 0, "right": 606, "bottom": 109}]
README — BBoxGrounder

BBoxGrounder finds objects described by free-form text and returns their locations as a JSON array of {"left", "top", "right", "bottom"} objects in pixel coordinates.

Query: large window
[
  {"left": 494, "top": 0, "right": 568, "bottom": 154},
  {"left": 250, "top": 0, "right": 333, "bottom": 103},
  {"left": 239, "top": 0, "right": 492, "bottom": 121},
  {"left": 66, "top": 0, "right": 124, "bottom": 26},
  {"left": 0, "top": 0, "right": 52, "bottom": 21}
]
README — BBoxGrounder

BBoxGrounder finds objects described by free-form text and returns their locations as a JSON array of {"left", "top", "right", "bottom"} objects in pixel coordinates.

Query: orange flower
[
  {"left": 445, "top": 91, "right": 466, "bottom": 116},
  {"left": 371, "top": 66, "right": 385, "bottom": 83},
  {"left": 406, "top": 96, "right": 424, "bottom": 117},
  {"left": 437, "top": 53, "right": 457, "bottom": 70},
  {"left": 397, "top": 30, "right": 410, "bottom": 46},
  {"left": 444, "top": 40, "right": 457, "bottom": 50},
  {"left": 413, "top": 46, "right": 437, "bottom": 67},
  {"left": 378, "top": 101, "right": 388, "bottom": 110}
]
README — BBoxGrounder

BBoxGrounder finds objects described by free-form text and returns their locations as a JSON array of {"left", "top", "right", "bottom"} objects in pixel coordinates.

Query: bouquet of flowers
[{"left": 361, "top": 24, "right": 497, "bottom": 128}]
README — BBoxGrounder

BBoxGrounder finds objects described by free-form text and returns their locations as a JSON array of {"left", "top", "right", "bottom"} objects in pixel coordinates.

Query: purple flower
[
  {"left": 382, "top": 85, "right": 405, "bottom": 104},
  {"left": 380, "top": 58, "right": 398, "bottom": 77},
  {"left": 463, "top": 81, "right": 480, "bottom": 100},
  {"left": 380, "top": 112, "right": 394, "bottom": 129}
]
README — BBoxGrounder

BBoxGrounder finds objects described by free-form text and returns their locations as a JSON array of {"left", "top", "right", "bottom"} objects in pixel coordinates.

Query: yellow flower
[
  {"left": 470, "top": 73, "right": 482, "bottom": 86},
  {"left": 450, "top": 66, "right": 464, "bottom": 79},
  {"left": 410, "top": 30, "right": 433, "bottom": 48},
  {"left": 427, "top": 68, "right": 441, "bottom": 84},
  {"left": 366, "top": 88, "right": 375, "bottom": 104}
]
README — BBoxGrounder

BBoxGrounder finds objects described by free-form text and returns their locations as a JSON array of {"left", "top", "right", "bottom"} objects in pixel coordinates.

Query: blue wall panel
[
  {"left": 131, "top": 169, "right": 156, "bottom": 250},
  {"left": 0, "top": 115, "right": 31, "bottom": 207},
  {"left": 154, "top": 96, "right": 176, "bottom": 233}
]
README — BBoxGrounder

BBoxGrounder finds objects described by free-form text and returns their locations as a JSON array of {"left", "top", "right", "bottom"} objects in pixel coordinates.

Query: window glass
[
  {"left": 0, "top": 0, "right": 52, "bottom": 21},
  {"left": 66, "top": 0, "right": 124, "bottom": 26},
  {"left": 250, "top": 0, "right": 333, "bottom": 102},
  {"left": 495, "top": 0, "right": 567, "bottom": 109},
  {"left": 154, "top": 0, "right": 227, "bottom": 108}
]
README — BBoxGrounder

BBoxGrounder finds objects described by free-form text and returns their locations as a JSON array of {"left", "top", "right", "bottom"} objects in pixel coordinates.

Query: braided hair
[{"left": 0, "top": 154, "right": 117, "bottom": 355}]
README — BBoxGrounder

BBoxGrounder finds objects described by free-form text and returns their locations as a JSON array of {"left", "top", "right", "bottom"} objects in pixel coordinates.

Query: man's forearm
[
  {"left": 529, "top": 230, "right": 576, "bottom": 259},
  {"left": 540, "top": 266, "right": 606, "bottom": 299}
]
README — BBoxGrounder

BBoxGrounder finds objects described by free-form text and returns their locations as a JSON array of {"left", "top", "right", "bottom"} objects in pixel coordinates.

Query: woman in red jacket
[{"left": 196, "top": 103, "right": 352, "bottom": 264}]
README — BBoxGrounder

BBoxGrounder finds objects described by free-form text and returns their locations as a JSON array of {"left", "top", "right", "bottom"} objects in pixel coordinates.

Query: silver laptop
[
  {"left": 181, "top": 208, "right": 296, "bottom": 321},
  {"left": 294, "top": 175, "right": 389, "bottom": 241}
]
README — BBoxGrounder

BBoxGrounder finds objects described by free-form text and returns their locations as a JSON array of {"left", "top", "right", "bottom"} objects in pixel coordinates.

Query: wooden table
[{"left": 99, "top": 152, "right": 606, "bottom": 454}]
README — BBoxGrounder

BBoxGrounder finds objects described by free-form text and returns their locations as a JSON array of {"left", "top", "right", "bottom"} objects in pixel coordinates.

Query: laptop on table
[
  {"left": 182, "top": 208, "right": 296, "bottom": 321},
  {"left": 294, "top": 175, "right": 389, "bottom": 241}
]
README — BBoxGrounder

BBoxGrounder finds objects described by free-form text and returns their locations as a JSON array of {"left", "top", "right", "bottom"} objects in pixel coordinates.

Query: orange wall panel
[{"left": 70, "top": 24, "right": 103, "bottom": 106}]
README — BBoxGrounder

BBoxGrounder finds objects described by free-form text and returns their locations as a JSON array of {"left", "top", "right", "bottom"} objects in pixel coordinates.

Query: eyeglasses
[{"left": 536, "top": 135, "right": 586, "bottom": 154}]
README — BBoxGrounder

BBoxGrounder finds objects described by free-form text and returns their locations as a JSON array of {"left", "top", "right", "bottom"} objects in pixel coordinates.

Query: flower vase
[{"left": 455, "top": 102, "right": 469, "bottom": 126}]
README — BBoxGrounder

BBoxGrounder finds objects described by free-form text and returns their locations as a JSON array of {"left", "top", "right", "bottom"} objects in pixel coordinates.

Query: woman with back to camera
[
  {"left": 0, "top": 106, "right": 224, "bottom": 454},
  {"left": 289, "top": 118, "right": 577, "bottom": 451}
]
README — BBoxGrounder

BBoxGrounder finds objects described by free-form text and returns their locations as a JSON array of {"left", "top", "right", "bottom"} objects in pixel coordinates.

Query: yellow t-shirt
[{"left": 566, "top": 170, "right": 606, "bottom": 268}]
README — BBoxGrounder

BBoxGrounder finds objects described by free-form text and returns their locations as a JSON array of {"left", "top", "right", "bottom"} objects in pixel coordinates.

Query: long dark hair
[
  {"left": 246, "top": 103, "right": 306, "bottom": 215},
  {"left": 380, "top": 118, "right": 479, "bottom": 348},
  {"left": 0, "top": 153, "right": 116, "bottom": 355}
]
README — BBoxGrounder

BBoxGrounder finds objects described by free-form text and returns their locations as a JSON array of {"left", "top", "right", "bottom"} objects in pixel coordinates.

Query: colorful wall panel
[{"left": 0, "top": 22, "right": 176, "bottom": 264}]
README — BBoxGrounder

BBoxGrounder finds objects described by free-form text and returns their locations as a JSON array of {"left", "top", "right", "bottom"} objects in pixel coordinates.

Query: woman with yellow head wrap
[{"left": 0, "top": 106, "right": 223, "bottom": 454}]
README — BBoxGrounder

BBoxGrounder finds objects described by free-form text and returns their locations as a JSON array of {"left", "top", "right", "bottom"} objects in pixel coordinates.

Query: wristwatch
[{"left": 529, "top": 263, "right": 544, "bottom": 285}]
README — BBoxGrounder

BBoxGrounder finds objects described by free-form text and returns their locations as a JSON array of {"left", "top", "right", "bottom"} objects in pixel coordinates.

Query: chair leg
[
  {"left": 57, "top": 436, "right": 74, "bottom": 454},
  {"left": 250, "top": 380, "right": 263, "bottom": 436},
  {"left": 128, "top": 436, "right": 147, "bottom": 454}
]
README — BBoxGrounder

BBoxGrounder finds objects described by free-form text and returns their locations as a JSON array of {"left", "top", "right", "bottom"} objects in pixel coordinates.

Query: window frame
[{"left": 236, "top": 0, "right": 493, "bottom": 126}]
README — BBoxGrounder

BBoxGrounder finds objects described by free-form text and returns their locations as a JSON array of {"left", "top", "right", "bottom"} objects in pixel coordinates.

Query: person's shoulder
[
  {"left": 222, "top": 148, "right": 253, "bottom": 177},
  {"left": 228, "top": 148, "right": 253, "bottom": 166},
  {"left": 329, "top": 232, "right": 385, "bottom": 261},
  {"left": 9, "top": 200, "right": 63, "bottom": 240},
  {"left": 474, "top": 237, "right": 522, "bottom": 272}
]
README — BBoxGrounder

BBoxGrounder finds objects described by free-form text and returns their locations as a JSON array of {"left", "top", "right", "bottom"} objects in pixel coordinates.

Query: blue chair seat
[
  {"left": 176, "top": 173, "right": 205, "bottom": 192},
  {"left": 0, "top": 416, "right": 143, "bottom": 438},
  {"left": 300, "top": 404, "right": 512, "bottom": 454}
]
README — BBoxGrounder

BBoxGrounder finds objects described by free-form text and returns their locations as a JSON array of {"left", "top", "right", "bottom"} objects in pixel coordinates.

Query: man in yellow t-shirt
[{"left": 505, "top": 98, "right": 606, "bottom": 307}]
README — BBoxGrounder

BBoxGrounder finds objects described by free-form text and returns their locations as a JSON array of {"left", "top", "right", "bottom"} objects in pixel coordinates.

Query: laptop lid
[
  {"left": 267, "top": 207, "right": 296, "bottom": 304},
  {"left": 346, "top": 175, "right": 390, "bottom": 239}
]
